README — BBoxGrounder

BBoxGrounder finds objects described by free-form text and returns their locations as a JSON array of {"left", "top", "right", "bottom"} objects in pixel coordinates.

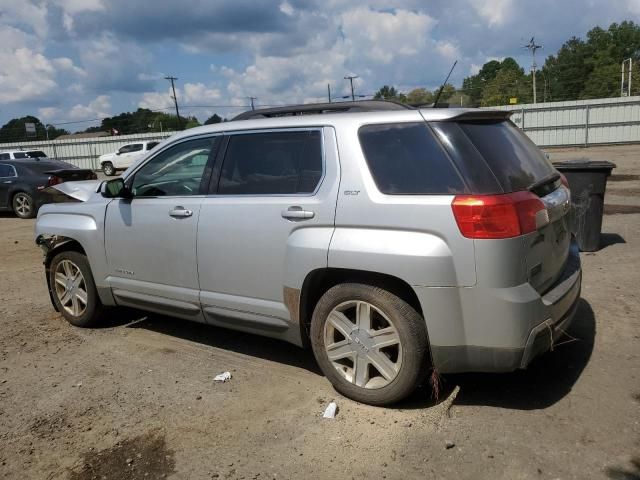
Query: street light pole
[
  {"left": 344, "top": 75, "right": 358, "bottom": 101},
  {"left": 164, "top": 76, "right": 181, "bottom": 128}
]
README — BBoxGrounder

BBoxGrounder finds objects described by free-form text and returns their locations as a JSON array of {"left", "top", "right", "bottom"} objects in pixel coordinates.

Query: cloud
[
  {"left": 38, "top": 107, "right": 60, "bottom": 120},
  {"left": 68, "top": 95, "right": 111, "bottom": 119},
  {"left": 470, "top": 0, "right": 514, "bottom": 27},
  {"left": 138, "top": 83, "right": 222, "bottom": 111}
]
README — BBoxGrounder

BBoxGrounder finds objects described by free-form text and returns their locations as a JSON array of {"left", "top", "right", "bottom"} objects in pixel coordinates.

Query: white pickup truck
[{"left": 99, "top": 141, "right": 159, "bottom": 176}]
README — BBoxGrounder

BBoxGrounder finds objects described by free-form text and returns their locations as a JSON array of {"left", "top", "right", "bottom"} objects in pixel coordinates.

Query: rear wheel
[
  {"left": 49, "top": 251, "right": 105, "bottom": 327},
  {"left": 310, "top": 283, "right": 429, "bottom": 406},
  {"left": 102, "top": 161, "right": 115, "bottom": 176},
  {"left": 12, "top": 192, "right": 35, "bottom": 219}
]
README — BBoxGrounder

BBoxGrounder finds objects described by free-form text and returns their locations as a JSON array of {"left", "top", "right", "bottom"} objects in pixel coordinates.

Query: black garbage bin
[{"left": 553, "top": 159, "right": 616, "bottom": 252}]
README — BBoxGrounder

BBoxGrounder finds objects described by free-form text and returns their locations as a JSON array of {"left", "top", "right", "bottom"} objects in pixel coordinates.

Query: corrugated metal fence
[
  {"left": 497, "top": 96, "right": 640, "bottom": 147},
  {"left": 0, "top": 131, "right": 175, "bottom": 169}
]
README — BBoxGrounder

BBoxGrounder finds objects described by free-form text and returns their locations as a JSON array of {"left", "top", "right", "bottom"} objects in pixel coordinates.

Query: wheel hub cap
[
  {"left": 53, "top": 259, "right": 88, "bottom": 317},
  {"left": 324, "top": 300, "right": 402, "bottom": 389}
]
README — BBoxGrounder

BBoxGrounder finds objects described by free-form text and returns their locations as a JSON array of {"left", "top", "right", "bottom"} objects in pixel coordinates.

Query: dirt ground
[{"left": 1, "top": 145, "right": 639, "bottom": 480}]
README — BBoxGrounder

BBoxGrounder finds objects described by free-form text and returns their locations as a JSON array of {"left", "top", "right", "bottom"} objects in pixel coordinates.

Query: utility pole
[
  {"left": 327, "top": 83, "right": 332, "bottom": 103},
  {"left": 524, "top": 37, "right": 543, "bottom": 104},
  {"left": 621, "top": 58, "right": 633, "bottom": 97},
  {"left": 164, "top": 76, "right": 181, "bottom": 128},
  {"left": 344, "top": 75, "right": 358, "bottom": 101},
  {"left": 248, "top": 97, "right": 257, "bottom": 110}
]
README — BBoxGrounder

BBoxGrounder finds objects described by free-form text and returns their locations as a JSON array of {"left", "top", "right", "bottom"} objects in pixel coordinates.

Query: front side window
[
  {"left": 118, "top": 145, "right": 132, "bottom": 154},
  {"left": 217, "top": 130, "right": 323, "bottom": 195},
  {"left": 131, "top": 137, "right": 217, "bottom": 197},
  {"left": 0, "top": 164, "right": 16, "bottom": 177}
]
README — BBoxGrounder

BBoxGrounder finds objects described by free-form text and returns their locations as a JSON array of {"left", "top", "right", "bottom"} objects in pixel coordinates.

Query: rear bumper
[{"left": 418, "top": 240, "right": 582, "bottom": 373}]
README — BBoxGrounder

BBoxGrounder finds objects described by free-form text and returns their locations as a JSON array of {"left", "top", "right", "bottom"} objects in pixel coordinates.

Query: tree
[
  {"left": 184, "top": 117, "right": 201, "bottom": 129},
  {"left": 405, "top": 88, "right": 433, "bottom": 105},
  {"left": 204, "top": 113, "right": 223, "bottom": 125},
  {"left": 373, "top": 85, "right": 406, "bottom": 102},
  {"left": 0, "top": 116, "right": 68, "bottom": 143}
]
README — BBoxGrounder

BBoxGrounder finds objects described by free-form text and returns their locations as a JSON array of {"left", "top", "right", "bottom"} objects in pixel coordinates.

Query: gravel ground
[{"left": 0, "top": 145, "right": 639, "bottom": 480}]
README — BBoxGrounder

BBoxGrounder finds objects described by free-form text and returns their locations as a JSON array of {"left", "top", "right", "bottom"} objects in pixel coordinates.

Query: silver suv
[{"left": 35, "top": 101, "right": 581, "bottom": 405}]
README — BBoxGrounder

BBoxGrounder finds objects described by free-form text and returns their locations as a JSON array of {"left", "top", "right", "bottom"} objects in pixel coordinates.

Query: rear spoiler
[{"left": 441, "top": 110, "right": 514, "bottom": 122}]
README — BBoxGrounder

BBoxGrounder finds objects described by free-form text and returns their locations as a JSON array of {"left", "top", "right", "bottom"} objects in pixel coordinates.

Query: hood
[{"left": 47, "top": 180, "right": 102, "bottom": 202}]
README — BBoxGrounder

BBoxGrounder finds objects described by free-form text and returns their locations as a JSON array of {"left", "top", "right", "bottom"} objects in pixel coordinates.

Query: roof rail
[{"left": 232, "top": 100, "right": 413, "bottom": 121}]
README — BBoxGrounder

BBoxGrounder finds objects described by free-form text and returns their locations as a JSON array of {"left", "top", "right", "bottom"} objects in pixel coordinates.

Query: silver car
[{"left": 35, "top": 101, "right": 581, "bottom": 406}]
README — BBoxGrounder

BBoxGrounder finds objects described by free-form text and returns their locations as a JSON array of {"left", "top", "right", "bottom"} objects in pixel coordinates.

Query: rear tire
[
  {"left": 102, "top": 161, "right": 116, "bottom": 176},
  {"left": 49, "top": 251, "right": 106, "bottom": 327},
  {"left": 12, "top": 192, "right": 35, "bottom": 219},
  {"left": 310, "top": 283, "right": 429, "bottom": 406}
]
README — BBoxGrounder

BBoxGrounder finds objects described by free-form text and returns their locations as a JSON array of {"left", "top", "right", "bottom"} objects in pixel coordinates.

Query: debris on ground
[
  {"left": 445, "top": 441, "right": 455, "bottom": 449},
  {"left": 213, "top": 372, "right": 232, "bottom": 382},
  {"left": 322, "top": 401, "right": 337, "bottom": 419}
]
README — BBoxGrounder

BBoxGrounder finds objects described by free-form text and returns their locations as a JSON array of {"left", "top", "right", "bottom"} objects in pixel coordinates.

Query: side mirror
[
  {"left": 116, "top": 151, "right": 121, "bottom": 155},
  {"left": 102, "top": 178, "right": 131, "bottom": 198}
]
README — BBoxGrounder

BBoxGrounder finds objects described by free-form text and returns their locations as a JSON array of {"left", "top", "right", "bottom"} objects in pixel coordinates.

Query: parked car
[
  {"left": 35, "top": 101, "right": 581, "bottom": 405},
  {"left": 0, "top": 150, "right": 30, "bottom": 160},
  {"left": 0, "top": 158, "right": 96, "bottom": 218},
  {"left": 99, "top": 141, "right": 159, "bottom": 176}
]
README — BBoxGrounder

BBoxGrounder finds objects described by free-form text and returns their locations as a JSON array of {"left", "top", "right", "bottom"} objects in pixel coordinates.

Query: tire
[
  {"left": 102, "top": 161, "right": 116, "bottom": 176},
  {"left": 12, "top": 192, "right": 36, "bottom": 219},
  {"left": 49, "top": 251, "right": 106, "bottom": 327},
  {"left": 310, "top": 283, "right": 429, "bottom": 406}
]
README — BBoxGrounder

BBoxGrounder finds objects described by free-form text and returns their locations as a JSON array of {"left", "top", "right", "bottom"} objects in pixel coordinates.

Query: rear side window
[
  {"left": 217, "top": 130, "right": 323, "bottom": 195},
  {"left": 26, "top": 150, "right": 47, "bottom": 158},
  {"left": 13, "top": 152, "right": 28, "bottom": 159},
  {"left": 455, "top": 120, "right": 555, "bottom": 192},
  {"left": 0, "top": 154, "right": 9, "bottom": 160},
  {"left": 358, "top": 122, "right": 465, "bottom": 195}
]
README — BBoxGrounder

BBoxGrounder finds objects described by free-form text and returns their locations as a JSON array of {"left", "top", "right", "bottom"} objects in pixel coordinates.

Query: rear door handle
[
  {"left": 169, "top": 206, "right": 193, "bottom": 218},
  {"left": 281, "top": 206, "right": 315, "bottom": 220}
]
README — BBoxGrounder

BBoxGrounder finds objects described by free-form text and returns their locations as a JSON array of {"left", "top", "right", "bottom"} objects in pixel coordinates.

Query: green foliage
[
  {"left": 373, "top": 85, "right": 407, "bottom": 102},
  {"left": 405, "top": 88, "right": 433, "bottom": 105},
  {"left": 85, "top": 108, "right": 189, "bottom": 134},
  {"left": 204, "top": 113, "right": 223, "bottom": 124},
  {"left": 0, "top": 116, "right": 68, "bottom": 143}
]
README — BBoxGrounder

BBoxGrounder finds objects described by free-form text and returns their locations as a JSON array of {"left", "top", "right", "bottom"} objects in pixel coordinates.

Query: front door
[
  {"left": 197, "top": 128, "right": 340, "bottom": 338},
  {"left": 104, "top": 135, "right": 219, "bottom": 320},
  {"left": 0, "top": 163, "right": 17, "bottom": 209}
]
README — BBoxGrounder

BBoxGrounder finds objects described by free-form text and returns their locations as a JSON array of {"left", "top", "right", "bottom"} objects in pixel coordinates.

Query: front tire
[
  {"left": 102, "top": 161, "right": 116, "bottom": 176},
  {"left": 49, "top": 251, "right": 105, "bottom": 327},
  {"left": 12, "top": 192, "right": 35, "bottom": 219},
  {"left": 310, "top": 283, "right": 429, "bottom": 406}
]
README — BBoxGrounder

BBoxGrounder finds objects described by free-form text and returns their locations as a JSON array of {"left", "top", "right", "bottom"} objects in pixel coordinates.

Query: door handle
[
  {"left": 169, "top": 207, "right": 193, "bottom": 218},
  {"left": 281, "top": 206, "right": 315, "bottom": 220}
]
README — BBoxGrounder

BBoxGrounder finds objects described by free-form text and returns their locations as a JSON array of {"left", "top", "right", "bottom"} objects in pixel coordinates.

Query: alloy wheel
[
  {"left": 323, "top": 300, "right": 403, "bottom": 389},
  {"left": 14, "top": 194, "right": 32, "bottom": 217},
  {"left": 53, "top": 259, "right": 88, "bottom": 317}
]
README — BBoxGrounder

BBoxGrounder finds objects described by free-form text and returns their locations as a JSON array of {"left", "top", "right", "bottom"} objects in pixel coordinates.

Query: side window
[
  {"left": 217, "top": 130, "right": 323, "bottom": 195},
  {"left": 130, "top": 143, "right": 144, "bottom": 152},
  {"left": 13, "top": 152, "right": 28, "bottom": 159},
  {"left": 131, "top": 137, "right": 217, "bottom": 197},
  {"left": 118, "top": 145, "right": 132, "bottom": 154},
  {"left": 0, "top": 154, "right": 9, "bottom": 160},
  {"left": 358, "top": 122, "right": 466, "bottom": 195},
  {"left": 146, "top": 142, "right": 159, "bottom": 151},
  {"left": 0, "top": 164, "right": 16, "bottom": 177}
]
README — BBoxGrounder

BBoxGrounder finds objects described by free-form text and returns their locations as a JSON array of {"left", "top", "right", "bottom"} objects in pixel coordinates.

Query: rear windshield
[
  {"left": 358, "top": 122, "right": 466, "bottom": 195},
  {"left": 454, "top": 120, "right": 555, "bottom": 192},
  {"left": 26, "top": 150, "right": 47, "bottom": 158},
  {"left": 21, "top": 161, "right": 75, "bottom": 174}
]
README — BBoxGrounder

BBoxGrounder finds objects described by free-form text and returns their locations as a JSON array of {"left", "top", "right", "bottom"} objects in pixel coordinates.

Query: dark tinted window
[
  {"left": 0, "top": 164, "right": 16, "bottom": 177},
  {"left": 13, "top": 152, "right": 28, "bottom": 159},
  {"left": 218, "top": 130, "right": 323, "bottom": 195},
  {"left": 456, "top": 120, "right": 555, "bottom": 192},
  {"left": 358, "top": 122, "right": 465, "bottom": 194},
  {"left": 26, "top": 150, "right": 47, "bottom": 158},
  {"left": 147, "top": 142, "right": 159, "bottom": 150},
  {"left": 0, "top": 154, "right": 9, "bottom": 160},
  {"left": 130, "top": 143, "right": 144, "bottom": 152}
]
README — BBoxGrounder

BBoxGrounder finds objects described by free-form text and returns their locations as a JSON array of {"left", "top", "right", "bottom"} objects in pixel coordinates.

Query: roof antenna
[{"left": 432, "top": 60, "right": 458, "bottom": 107}]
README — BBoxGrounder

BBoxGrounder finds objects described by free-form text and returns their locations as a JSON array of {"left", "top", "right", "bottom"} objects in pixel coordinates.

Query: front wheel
[
  {"left": 49, "top": 251, "right": 105, "bottom": 327},
  {"left": 310, "top": 283, "right": 429, "bottom": 406},
  {"left": 102, "top": 161, "right": 116, "bottom": 176}
]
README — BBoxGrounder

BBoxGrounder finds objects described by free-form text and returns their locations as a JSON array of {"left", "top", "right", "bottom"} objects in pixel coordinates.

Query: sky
[{"left": 0, "top": 0, "right": 639, "bottom": 131}]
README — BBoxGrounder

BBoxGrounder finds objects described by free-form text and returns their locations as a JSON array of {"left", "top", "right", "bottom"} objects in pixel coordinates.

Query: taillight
[
  {"left": 559, "top": 172, "right": 569, "bottom": 189},
  {"left": 46, "top": 175, "right": 63, "bottom": 187},
  {"left": 452, "top": 192, "right": 548, "bottom": 239}
]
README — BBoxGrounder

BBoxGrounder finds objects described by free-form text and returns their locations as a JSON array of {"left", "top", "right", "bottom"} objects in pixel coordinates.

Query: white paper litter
[
  {"left": 323, "top": 401, "right": 337, "bottom": 419},
  {"left": 213, "top": 371, "right": 232, "bottom": 382}
]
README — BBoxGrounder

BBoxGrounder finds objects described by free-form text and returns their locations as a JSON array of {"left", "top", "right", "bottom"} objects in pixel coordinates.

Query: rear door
[
  {"left": 196, "top": 127, "right": 339, "bottom": 334},
  {"left": 104, "top": 135, "right": 219, "bottom": 320},
  {"left": 0, "top": 163, "right": 17, "bottom": 209}
]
